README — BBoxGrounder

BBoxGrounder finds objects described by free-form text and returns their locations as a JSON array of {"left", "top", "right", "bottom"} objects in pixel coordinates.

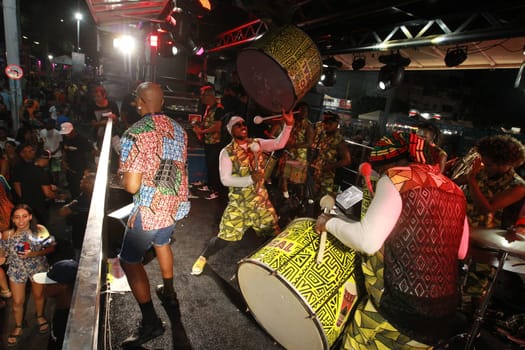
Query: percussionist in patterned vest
[
  {"left": 316, "top": 132, "right": 470, "bottom": 349},
  {"left": 191, "top": 109, "right": 294, "bottom": 276}
]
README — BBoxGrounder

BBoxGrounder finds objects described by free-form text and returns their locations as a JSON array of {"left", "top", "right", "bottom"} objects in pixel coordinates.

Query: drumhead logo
[{"left": 267, "top": 238, "right": 294, "bottom": 252}]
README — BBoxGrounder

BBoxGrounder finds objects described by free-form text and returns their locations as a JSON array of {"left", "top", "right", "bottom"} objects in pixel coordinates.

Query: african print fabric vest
[
  {"left": 368, "top": 164, "right": 466, "bottom": 344},
  {"left": 225, "top": 139, "right": 275, "bottom": 207},
  {"left": 287, "top": 118, "right": 311, "bottom": 163},
  {"left": 202, "top": 104, "right": 222, "bottom": 145},
  {"left": 466, "top": 168, "right": 525, "bottom": 228}
]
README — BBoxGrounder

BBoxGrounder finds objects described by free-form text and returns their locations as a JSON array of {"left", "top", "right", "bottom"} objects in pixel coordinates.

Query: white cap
[
  {"left": 226, "top": 116, "right": 244, "bottom": 135},
  {"left": 59, "top": 122, "right": 74, "bottom": 135}
]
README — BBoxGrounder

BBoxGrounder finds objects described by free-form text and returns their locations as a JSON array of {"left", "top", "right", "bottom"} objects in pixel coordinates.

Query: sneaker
[
  {"left": 155, "top": 285, "right": 179, "bottom": 308},
  {"left": 121, "top": 318, "right": 165, "bottom": 348},
  {"left": 188, "top": 192, "right": 199, "bottom": 199},
  {"left": 205, "top": 192, "right": 219, "bottom": 200},
  {"left": 0, "top": 289, "right": 11, "bottom": 298},
  {"left": 197, "top": 185, "right": 210, "bottom": 191},
  {"left": 191, "top": 256, "right": 207, "bottom": 275}
]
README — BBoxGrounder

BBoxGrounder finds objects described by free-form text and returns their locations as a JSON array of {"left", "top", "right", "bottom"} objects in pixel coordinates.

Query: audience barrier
[{"left": 62, "top": 119, "right": 113, "bottom": 349}]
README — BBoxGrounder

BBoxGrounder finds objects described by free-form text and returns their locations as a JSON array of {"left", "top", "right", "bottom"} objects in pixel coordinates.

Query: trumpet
[{"left": 450, "top": 148, "right": 480, "bottom": 180}]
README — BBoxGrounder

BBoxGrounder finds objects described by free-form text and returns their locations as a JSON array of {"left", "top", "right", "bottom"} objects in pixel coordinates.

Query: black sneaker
[
  {"left": 121, "top": 318, "right": 165, "bottom": 348},
  {"left": 156, "top": 285, "right": 179, "bottom": 307}
]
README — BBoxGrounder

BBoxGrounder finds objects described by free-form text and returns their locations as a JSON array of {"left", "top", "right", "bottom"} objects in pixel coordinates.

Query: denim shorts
[{"left": 118, "top": 211, "right": 175, "bottom": 264}]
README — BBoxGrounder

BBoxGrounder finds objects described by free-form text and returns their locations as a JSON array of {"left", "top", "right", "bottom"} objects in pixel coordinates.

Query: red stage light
[
  {"left": 149, "top": 34, "right": 159, "bottom": 48},
  {"left": 198, "top": 0, "right": 212, "bottom": 11}
]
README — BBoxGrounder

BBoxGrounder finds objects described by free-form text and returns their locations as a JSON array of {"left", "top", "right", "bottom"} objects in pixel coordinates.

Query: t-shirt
[
  {"left": 63, "top": 134, "right": 93, "bottom": 173},
  {"left": 12, "top": 161, "right": 52, "bottom": 223},
  {"left": 39, "top": 129, "right": 63, "bottom": 158}
]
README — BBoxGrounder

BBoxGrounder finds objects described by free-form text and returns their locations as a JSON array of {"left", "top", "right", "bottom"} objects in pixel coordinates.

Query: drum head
[
  {"left": 237, "top": 260, "right": 327, "bottom": 350},
  {"left": 237, "top": 49, "right": 296, "bottom": 113}
]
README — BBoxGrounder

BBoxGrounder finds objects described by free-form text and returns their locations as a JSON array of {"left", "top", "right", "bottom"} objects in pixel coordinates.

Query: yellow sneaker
[{"left": 191, "top": 256, "right": 207, "bottom": 275}]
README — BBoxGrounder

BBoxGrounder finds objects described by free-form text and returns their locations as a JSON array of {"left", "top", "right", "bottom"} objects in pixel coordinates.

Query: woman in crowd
[{"left": 0, "top": 204, "right": 56, "bottom": 347}]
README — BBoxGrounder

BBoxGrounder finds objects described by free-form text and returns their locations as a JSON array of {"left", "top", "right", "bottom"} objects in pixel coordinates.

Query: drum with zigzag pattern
[{"left": 237, "top": 218, "right": 361, "bottom": 350}]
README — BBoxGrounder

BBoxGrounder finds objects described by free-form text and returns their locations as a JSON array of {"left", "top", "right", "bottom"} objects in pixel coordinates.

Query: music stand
[{"left": 107, "top": 203, "right": 134, "bottom": 228}]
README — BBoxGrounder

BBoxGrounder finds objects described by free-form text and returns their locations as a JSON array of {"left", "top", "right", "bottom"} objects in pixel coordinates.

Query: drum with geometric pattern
[
  {"left": 237, "top": 218, "right": 360, "bottom": 350},
  {"left": 237, "top": 25, "right": 322, "bottom": 113}
]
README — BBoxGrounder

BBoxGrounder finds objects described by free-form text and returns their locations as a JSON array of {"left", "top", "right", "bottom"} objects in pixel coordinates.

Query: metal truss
[
  {"left": 206, "top": 19, "right": 269, "bottom": 53},
  {"left": 318, "top": 12, "right": 525, "bottom": 55}
]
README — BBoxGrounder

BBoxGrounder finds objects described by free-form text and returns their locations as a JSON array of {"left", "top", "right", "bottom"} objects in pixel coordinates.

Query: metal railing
[{"left": 62, "top": 119, "right": 113, "bottom": 349}]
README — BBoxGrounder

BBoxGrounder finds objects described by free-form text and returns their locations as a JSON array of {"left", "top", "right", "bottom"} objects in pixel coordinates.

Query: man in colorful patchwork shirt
[
  {"left": 191, "top": 110, "right": 294, "bottom": 275},
  {"left": 118, "top": 82, "right": 190, "bottom": 347}
]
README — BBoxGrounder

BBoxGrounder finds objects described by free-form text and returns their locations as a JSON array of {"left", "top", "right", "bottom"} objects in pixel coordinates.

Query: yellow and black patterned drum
[
  {"left": 237, "top": 218, "right": 360, "bottom": 350},
  {"left": 263, "top": 152, "right": 279, "bottom": 181},
  {"left": 237, "top": 25, "right": 322, "bottom": 113}
]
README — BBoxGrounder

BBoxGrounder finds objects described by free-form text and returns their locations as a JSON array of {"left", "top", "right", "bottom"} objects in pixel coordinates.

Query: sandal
[
  {"left": 0, "top": 288, "right": 12, "bottom": 298},
  {"left": 7, "top": 324, "right": 23, "bottom": 347},
  {"left": 36, "top": 315, "right": 50, "bottom": 334}
]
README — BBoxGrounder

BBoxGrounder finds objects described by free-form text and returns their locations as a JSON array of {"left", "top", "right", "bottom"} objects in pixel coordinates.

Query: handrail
[{"left": 62, "top": 119, "right": 113, "bottom": 349}]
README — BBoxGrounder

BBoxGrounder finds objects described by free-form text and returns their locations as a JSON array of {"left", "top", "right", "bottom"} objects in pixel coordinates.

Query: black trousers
[{"left": 204, "top": 143, "right": 223, "bottom": 193}]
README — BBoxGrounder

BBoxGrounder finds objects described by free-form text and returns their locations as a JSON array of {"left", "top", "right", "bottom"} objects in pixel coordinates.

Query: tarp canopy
[{"left": 51, "top": 55, "right": 72, "bottom": 65}]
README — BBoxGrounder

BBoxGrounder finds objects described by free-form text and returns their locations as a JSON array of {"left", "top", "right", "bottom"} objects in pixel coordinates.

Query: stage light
[
  {"left": 320, "top": 67, "right": 337, "bottom": 86},
  {"left": 188, "top": 39, "right": 205, "bottom": 56},
  {"left": 352, "top": 56, "right": 366, "bottom": 71},
  {"left": 322, "top": 56, "right": 342, "bottom": 69},
  {"left": 198, "top": 0, "right": 212, "bottom": 11},
  {"left": 377, "top": 51, "right": 410, "bottom": 90},
  {"left": 149, "top": 34, "right": 159, "bottom": 48},
  {"left": 444, "top": 47, "right": 467, "bottom": 67},
  {"left": 377, "top": 64, "right": 405, "bottom": 90}
]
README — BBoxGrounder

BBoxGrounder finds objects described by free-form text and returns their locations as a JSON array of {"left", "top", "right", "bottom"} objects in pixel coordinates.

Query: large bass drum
[
  {"left": 237, "top": 218, "right": 361, "bottom": 350},
  {"left": 236, "top": 25, "right": 322, "bottom": 113}
]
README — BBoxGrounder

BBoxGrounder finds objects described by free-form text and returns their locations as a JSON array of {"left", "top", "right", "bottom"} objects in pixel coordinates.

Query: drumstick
[
  {"left": 253, "top": 111, "right": 300, "bottom": 124},
  {"left": 317, "top": 195, "right": 335, "bottom": 264}
]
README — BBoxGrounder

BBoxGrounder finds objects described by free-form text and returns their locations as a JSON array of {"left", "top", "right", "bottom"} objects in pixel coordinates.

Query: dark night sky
[{"left": 17, "top": 0, "right": 97, "bottom": 58}]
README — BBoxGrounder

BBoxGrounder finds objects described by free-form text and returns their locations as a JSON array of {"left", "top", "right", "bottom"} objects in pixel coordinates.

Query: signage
[{"left": 5, "top": 64, "right": 23, "bottom": 80}]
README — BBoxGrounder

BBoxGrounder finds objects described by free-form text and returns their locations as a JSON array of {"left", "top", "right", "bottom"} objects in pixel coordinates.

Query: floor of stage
[{"left": 1, "top": 184, "right": 520, "bottom": 349}]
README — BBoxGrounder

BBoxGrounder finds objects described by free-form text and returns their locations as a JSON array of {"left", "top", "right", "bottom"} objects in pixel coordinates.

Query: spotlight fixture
[
  {"left": 320, "top": 67, "right": 337, "bottom": 87},
  {"left": 352, "top": 56, "right": 366, "bottom": 71},
  {"left": 377, "top": 64, "right": 405, "bottom": 91},
  {"left": 377, "top": 51, "right": 410, "bottom": 90},
  {"left": 444, "top": 47, "right": 467, "bottom": 67},
  {"left": 188, "top": 39, "right": 205, "bottom": 56}
]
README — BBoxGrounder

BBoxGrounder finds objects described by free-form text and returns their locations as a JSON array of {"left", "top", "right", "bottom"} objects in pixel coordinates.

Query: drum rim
[{"left": 237, "top": 258, "right": 329, "bottom": 350}]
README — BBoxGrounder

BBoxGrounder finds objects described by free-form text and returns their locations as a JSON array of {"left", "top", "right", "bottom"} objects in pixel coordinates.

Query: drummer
[
  {"left": 310, "top": 111, "right": 351, "bottom": 203},
  {"left": 191, "top": 109, "right": 294, "bottom": 276},
  {"left": 454, "top": 135, "right": 525, "bottom": 299},
  {"left": 278, "top": 102, "right": 313, "bottom": 200},
  {"left": 316, "top": 132, "right": 469, "bottom": 349}
]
